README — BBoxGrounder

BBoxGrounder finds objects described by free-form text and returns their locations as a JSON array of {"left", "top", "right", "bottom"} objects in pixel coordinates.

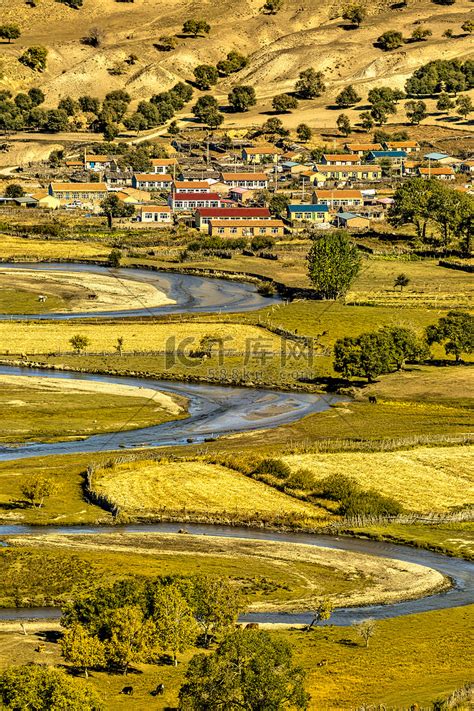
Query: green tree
[
  {"left": 19, "top": 46, "right": 48, "bottom": 72},
  {"left": 28, "top": 87, "right": 45, "bottom": 106},
  {"left": 228, "top": 85, "right": 256, "bottom": 112},
  {"left": 153, "top": 585, "right": 199, "bottom": 665},
  {"left": 410, "top": 26, "right": 432, "bottom": 41},
  {"left": 100, "top": 194, "right": 134, "bottom": 229},
  {"left": 193, "top": 64, "right": 218, "bottom": 90},
  {"left": 190, "top": 577, "right": 243, "bottom": 647},
  {"left": 261, "top": 116, "right": 289, "bottom": 138},
  {"left": 21, "top": 475, "right": 56, "bottom": 508},
  {"left": 436, "top": 92, "right": 455, "bottom": 112},
  {"left": 334, "top": 331, "right": 393, "bottom": 382},
  {"left": 388, "top": 177, "right": 436, "bottom": 241},
  {"left": 335, "top": 85, "right": 361, "bottom": 107},
  {"left": 103, "top": 123, "right": 120, "bottom": 141},
  {"left": 46, "top": 108, "right": 69, "bottom": 132},
  {"left": 295, "top": 68, "right": 325, "bottom": 98},
  {"left": 4, "top": 183, "right": 24, "bottom": 198},
  {"left": 157, "top": 35, "right": 177, "bottom": 51},
  {"left": 69, "top": 334, "right": 90, "bottom": 353},
  {"left": 456, "top": 94, "right": 473, "bottom": 119},
  {"left": 0, "top": 24, "right": 21, "bottom": 43},
  {"left": 296, "top": 123, "right": 312, "bottom": 142},
  {"left": 203, "top": 108, "right": 224, "bottom": 129},
  {"left": 182, "top": 19, "right": 211, "bottom": 36},
  {"left": 217, "top": 51, "right": 248, "bottom": 76},
  {"left": 336, "top": 113, "right": 352, "bottom": 135},
  {"left": 105, "top": 605, "right": 157, "bottom": 675},
  {"left": 382, "top": 326, "right": 428, "bottom": 369},
  {"left": 269, "top": 193, "right": 289, "bottom": 216},
  {"left": 342, "top": 5, "right": 366, "bottom": 27},
  {"left": 192, "top": 95, "right": 219, "bottom": 122},
  {"left": 179, "top": 629, "right": 309, "bottom": 710},
  {"left": 61, "top": 624, "right": 106, "bottom": 678},
  {"left": 405, "top": 99, "right": 427, "bottom": 124},
  {"left": 307, "top": 231, "right": 361, "bottom": 299},
  {"left": 394, "top": 273, "right": 410, "bottom": 291},
  {"left": 355, "top": 619, "right": 376, "bottom": 647},
  {"left": 108, "top": 248, "right": 122, "bottom": 267},
  {"left": 359, "top": 110, "right": 374, "bottom": 130},
  {"left": 426, "top": 311, "right": 473, "bottom": 362},
  {"left": 0, "top": 665, "right": 102, "bottom": 711},
  {"left": 307, "top": 600, "right": 333, "bottom": 630},
  {"left": 272, "top": 94, "right": 298, "bottom": 113},
  {"left": 79, "top": 96, "right": 101, "bottom": 114},
  {"left": 262, "top": 0, "right": 283, "bottom": 13},
  {"left": 377, "top": 31, "right": 404, "bottom": 50},
  {"left": 461, "top": 20, "right": 473, "bottom": 34}
]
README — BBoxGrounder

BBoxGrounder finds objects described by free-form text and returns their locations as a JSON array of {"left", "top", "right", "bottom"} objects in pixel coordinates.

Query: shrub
[
  {"left": 286, "top": 468, "right": 314, "bottom": 490},
  {"left": 318, "top": 473, "right": 358, "bottom": 501},
  {"left": 251, "top": 235, "right": 274, "bottom": 251},
  {"left": 340, "top": 489, "right": 403, "bottom": 517},
  {"left": 252, "top": 458, "right": 291, "bottom": 480}
]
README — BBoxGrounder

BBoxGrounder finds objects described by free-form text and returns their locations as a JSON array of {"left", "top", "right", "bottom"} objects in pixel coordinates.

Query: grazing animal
[
  {"left": 368, "top": 395, "right": 377, "bottom": 404},
  {"left": 152, "top": 683, "right": 165, "bottom": 696},
  {"left": 35, "top": 643, "right": 46, "bottom": 653},
  {"left": 316, "top": 659, "right": 328, "bottom": 667},
  {"left": 245, "top": 622, "right": 259, "bottom": 630},
  {"left": 120, "top": 686, "right": 134, "bottom": 696},
  {"left": 38, "top": 295, "right": 47, "bottom": 303}
]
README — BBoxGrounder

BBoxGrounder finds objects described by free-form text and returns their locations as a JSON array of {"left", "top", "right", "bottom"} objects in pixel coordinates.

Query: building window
[
  {"left": 259, "top": 227, "right": 266, "bottom": 234},
  {"left": 271, "top": 228, "right": 279, "bottom": 234},
  {"left": 304, "top": 213, "right": 312, "bottom": 219},
  {"left": 230, "top": 227, "right": 237, "bottom": 234},
  {"left": 218, "top": 227, "right": 225, "bottom": 234}
]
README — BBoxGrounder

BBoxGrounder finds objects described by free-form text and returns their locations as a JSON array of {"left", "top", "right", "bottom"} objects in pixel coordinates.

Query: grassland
[
  {"left": 0, "top": 289, "right": 67, "bottom": 315},
  {"left": 0, "top": 607, "right": 471, "bottom": 709},
  {"left": 0, "top": 235, "right": 107, "bottom": 261}
]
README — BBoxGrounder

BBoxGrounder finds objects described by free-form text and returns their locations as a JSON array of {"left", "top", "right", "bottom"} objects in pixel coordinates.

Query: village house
[
  {"left": 335, "top": 212, "right": 371, "bottom": 229},
  {"left": 105, "top": 172, "right": 133, "bottom": 188},
  {"left": 195, "top": 207, "right": 271, "bottom": 231},
  {"left": 344, "top": 143, "right": 383, "bottom": 156},
  {"left": 31, "top": 191, "right": 61, "bottom": 209},
  {"left": 229, "top": 187, "right": 256, "bottom": 204},
  {"left": 170, "top": 192, "right": 223, "bottom": 211},
  {"left": 173, "top": 181, "right": 211, "bottom": 193},
  {"left": 151, "top": 158, "right": 178, "bottom": 175},
  {"left": 384, "top": 141, "right": 419, "bottom": 153},
  {"left": 287, "top": 204, "right": 330, "bottom": 225},
  {"left": 321, "top": 154, "right": 361, "bottom": 166},
  {"left": 313, "top": 189, "right": 364, "bottom": 209},
  {"left": 65, "top": 160, "right": 84, "bottom": 170},
  {"left": 84, "top": 155, "right": 115, "bottom": 171},
  {"left": 459, "top": 160, "right": 474, "bottom": 175},
  {"left": 220, "top": 172, "right": 268, "bottom": 189},
  {"left": 402, "top": 161, "right": 421, "bottom": 177},
  {"left": 48, "top": 182, "right": 108, "bottom": 204},
  {"left": 208, "top": 219, "right": 284, "bottom": 238},
  {"left": 132, "top": 174, "right": 173, "bottom": 191},
  {"left": 418, "top": 167, "right": 455, "bottom": 180},
  {"left": 242, "top": 146, "right": 282, "bottom": 164},
  {"left": 367, "top": 150, "right": 408, "bottom": 165},
  {"left": 280, "top": 162, "right": 308, "bottom": 176},
  {"left": 139, "top": 205, "right": 172, "bottom": 223},
  {"left": 116, "top": 188, "right": 152, "bottom": 205},
  {"left": 315, "top": 165, "right": 382, "bottom": 182},
  {"left": 299, "top": 170, "right": 327, "bottom": 188}
]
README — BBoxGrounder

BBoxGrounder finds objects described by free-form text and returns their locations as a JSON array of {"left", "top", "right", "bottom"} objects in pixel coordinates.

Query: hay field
[
  {"left": 93, "top": 459, "right": 326, "bottom": 522},
  {"left": 283, "top": 445, "right": 474, "bottom": 512},
  {"left": 0, "top": 236, "right": 107, "bottom": 260}
]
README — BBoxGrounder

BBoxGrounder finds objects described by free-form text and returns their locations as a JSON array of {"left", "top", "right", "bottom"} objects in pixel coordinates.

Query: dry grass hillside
[{"left": 0, "top": 0, "right": 473, "bottom": 115}]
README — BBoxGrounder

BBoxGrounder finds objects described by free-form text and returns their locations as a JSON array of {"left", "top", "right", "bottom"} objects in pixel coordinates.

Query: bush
[
  {"left": 257, "top": 282, "right": 276, "bottom": 297},
  {"left": 251, "top": 235, "right": 274, "bottom": 251},
  {"left": 286, "top": 468, "right": 314, "bottom": 490},
  {"left": 318, "top": 473, "right": 358, "bottom": 501},
  {"left": 340, "top": 490, "right": 403, "bottom": 517},
  {"left": 252, "top": 458, "right": 291, "bottom": 480}
]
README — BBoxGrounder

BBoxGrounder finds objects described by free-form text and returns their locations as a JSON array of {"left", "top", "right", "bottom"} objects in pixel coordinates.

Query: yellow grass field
[
  {"left": 0, "top": 321, "right": 281, "bottom": 355},
  {"left": 0, "top": 236, "right": 107, "bottom": 260},
  {"left": 93, "top": 459, "right": 327, "bottom": 522},
  {"left": 283, "top": 445, "right": 474, "bottom": 512}
]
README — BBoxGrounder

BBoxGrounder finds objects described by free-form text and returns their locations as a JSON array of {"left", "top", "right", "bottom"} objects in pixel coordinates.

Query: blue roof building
[
  {"left": 367, "top": 150, "right": 408, "bottom": 162},
  {"left": 287, "top": 204, "right": 329, "bottom": 223},
  {"left": 424, "top": 152, "right": 450, "bottom": 161}
]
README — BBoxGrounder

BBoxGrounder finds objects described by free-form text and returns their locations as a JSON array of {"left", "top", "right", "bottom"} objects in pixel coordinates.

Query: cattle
[
  {"left": 151, "top": 684, "right": 165, "bottom": 696},
  {"left": 368, "top": 395, "right": 377, "bottom": 404},
  {"left": 38, "top": 295, "right": 47, "bottom": 303},
  {"left": 245, "top": 622, "right": 259, "bottom": 630},
  {"left": 88, "top": 293, "right": 98, "bottom": 300},
  {"left": 316, "top": 659, "right": 328, "bottom": 667},
  {"left": 120, "top": 686, "right": 134, "bottom": 696}
]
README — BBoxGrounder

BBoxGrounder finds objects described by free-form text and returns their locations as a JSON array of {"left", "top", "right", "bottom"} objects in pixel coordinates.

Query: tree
[
  {"left": 19, "top": 46, "right": 48, "bottom": 72},
  {"left": 262, "top": 0, "right": 283, "bottom": 13},
  {"left": 193, "top": 64, "right": 218, "bottom": 90},
  {"left": 461, "top": 20, "right": 473, "bottom": 34},
  {"left": 61, "top": 624, "right": 106, "bottom": 678},
  {"left": 394, "top": 273, "right": 410, "bottom": 291},
  {"left": 359, "top": 111, "right": 374, "bottom": 130},
  {"left": 307, "top": 231, "right": 361, "bottom": 299},
  {"left": 58, "top": 96, "right": 79, "bottom": 116},
  {"left": 405, "top": 99, "right": 427, "bottom": 124},
  {"left": 388, "top": 177, "right": 436, "bottom": 241},
  {"left": 436, "top": 92, "right": 455, "bottom": 113},
  {"left": 307, "top": 600, "right": 333, "bottom": 630},
  {"left": 335, "top": 85, "right": 361, "bottom": 107},
  {"left": 426, "top": 311, "right": 473, "bottom": 362},
  {"left": 190, "top": 577, "right": 243, "bottom": 647},
  {"left": 217, "top": 51, "right": 248, "bottom": 76},
  {"left": 4, "top": 183, "right": 24, "bottom": 198},
  {"left": 272, "top": 94, "right": 298, "bottom": 113},
  {"left": 153, "top": 585, "right": 199, "bottom": 665},
  {"left": 342, "top": 5, "right": 366, "bottom": 27},
  {"left": 296, "top": 123, "right": 312, "bottom": 142},
  {"left": 0, "top": 665, "right": 102, "bottom": 711},
  {"left": 103, "top": 123, "right": 120, "bottom": 141},
  {"left": 410, "top": 26, "right": 432, "bottom": 41},
  {"left": 192, "top": 95, "right": 219, "bottom": 122},
  {"left": 382, "top": 326, "right": 428, "bottom": 370},
  {"left": 157, "top": 35, "right": 177, "bottom": 51},
  {"left": 456, "top": 94, "right": 473, "bottom": 119},
  {"left": 336, "top": 113, "right": 352, "bottom": 135},
  {"left": 28, "top": 87, "right": 45, "bottom": 106},
  {"left": 79, "top": 95, "right": 101, "bottom": 114},
  {"left": 405, "top": 58, "right": 469, "bottom": 96},
  {"left": 21, "top": 475, "right": 56, "bottom": 508},
  {"left": 334, "top": 331, "right": 393, "bottom": 382},
  {"left": 203, "top": 108, "right": 224, "bottom": 129},
  {"left": 0, "top": 24, "right": 21, "bottom": 43},
  {"left": 100, "top": 194, "right": 134, "bottom": 229},
  {"left": 115, "top": 336, "right": 125, "bottom": 355},
  {"left": 269, "top": 193, "right": 289, "bottom": 216},
  {"left": 105, "top": 605, "right": 157, "bottom": 675},
  {"left": 295, "top": 68, "right": 325, "bottom": 98},
  {"left": 228, "top": 85, "right": 256, "bottom": 112},
  {"left": 83, "top": 27, "right": 103, "bottom": 47},
  {"left": 69, "top": 334, "right": 90, "bottom": 353},
  {"left": 355, "top": 619, "right": 376, "bottom": 647},
  {"left": 182, "top": 19, "right": 211, "bottom": 36},
  {"left": 108, "top": 248, "right": 122, "bottom": 268},
  {"left": 261, "top": 117, "right": 289, "bottom": 138},
  {"left": 376, "top": 31, "right": 404, "bottom": 50},
  {"left": 46, "top": 108, "right": 69, "bottom": 132},
  {"left": 179, "top": 629, "right": 309, "bottom": 710}
]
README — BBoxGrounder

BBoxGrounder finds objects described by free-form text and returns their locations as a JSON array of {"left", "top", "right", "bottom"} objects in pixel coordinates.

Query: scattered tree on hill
[
  {"left": 456, "top": 94, "right": 473, "bottom": 119},
  {"left": 203, "top": 107, "right": 224, "bottom": 129},
  {"left": 410, "top": 26, "right": 432, "bottom": 42},
  {"left": 426, "top": 311, "right": 473, "bottom": 362},
  {"left": 296, "top": 123, "right": 312, "bottom": 142},
  {"left": 100, "top": 194, "right": 134, "bottom": 229},
  {"left": 382, "top": 326, "right": 428, "bottom": 369},
  {"left": 261, "top": 116, "right": 289, "bottom": 138},
  {"left": 394, "top": 273, "right": 410, "bottom": 291},
  {"left": 178, "top": 630, "right": 310, "bottom": 710},
  {"left": 190, "top": 576, "right": 243, "bottom": 647},
  {"left": 58, "top": 96, "right": 79, "bottom": 116},
  {"left": 461, "top": 20, "right": 473, "bottom": 34},
  {"left": 105, "top": 605, "right": 158, "bottom": 675},
  {"left": 342, "top": 4, "right": 366, "bottom": 27},
  {"left": 4, "top": 183, "right": 24, "bottom": 198},
  {"left": 45, "top": 108, "right": 69, "bottom": 132},
  {"left": 436, "top": 92, "right": 455, "bottom": 113},
  {"left": 272, "top": 93, "right": 298, "bottom": 113},
  {"left": 228, "top": 85, "right": 256, "bottom": 112},
  {"left": 69, "top": 334, "right": 90, "bottom": 353},
  {"left": 19, "top": 46, "right": 48, "bottom": 72},
  {"left": 335, "top": 85, "right": 361, "bottom": 107},
  {"left": 307, "top": 231, "right": 361, "bottom": 299},
  {"left": 295, "top": 68, "right": 325, "bottom": 98},
  {"left": 405, "top": 99, "right": 427, "bottom": 124},
  {"left": 79, "top": 95, "right": 101, "bottom": 115},
  {"left": 0, "top": 24, "right": 21, "bottom": 43},
  {"left": 28, "top": 87, "right": 45, "bottom": 106},
  {"left": 0, "top": 666, "right": 102, "bottom": 711},
  {"left": 103, "top": 123, "right": 120, "bottom": 141},
  {"left": 307, "top": 600, "right": 333, "bottom": 630},
  {"left": 405, "top": 59, "right": 472, "bottom": 96},
  {"left": 193, "top": 64, "right": 218, "bottom": 90},
  {"left": 217, "top": 51, "right": 248, "bottom": 76},
  {"left": 262, "top": 0, "right": 283, "bottom": 14},
  {"left": 366, "top": 87, "right": 403, "bottom": 125},
  {"left": 157, "top": 35, "right": 177, "bottom": 51},
  {"left": 376, "top": 31, "right": 404, "bottom": 50},
  {"left": 21, "top": 475, "right": 56, "bottom": 508},
  {"left": 192, "top": 95, "right": 220, "bottom": 123},
  {"left": 359, "top": 111, "right": 374, "bottom": 130},
  {"left": 336, "top": 113, "right": 352, "bottom": 135},
  {"left": 182, "top": 19, "right": 211, "bottom": 37},
  {"left": 153, "top": 585, "right": 199, "bottom": 665},
  {"left": 61, "top": 624, "right": 106, "bottom": 678},
  {"left": 443, "top": 28, "right": 454, "bottom": 38},
  {"left": 83, "top": 27, "right": 104, "bottom": 48},
  {"left": 355, "top": 619, "right": 376, "bottom": 647}
]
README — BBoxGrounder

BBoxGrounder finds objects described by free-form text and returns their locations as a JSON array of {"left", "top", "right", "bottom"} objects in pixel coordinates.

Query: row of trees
[{"left": 405, "top": 59, "right": 474, "bottom": 96}]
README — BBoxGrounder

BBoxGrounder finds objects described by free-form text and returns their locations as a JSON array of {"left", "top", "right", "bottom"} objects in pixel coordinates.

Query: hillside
[{"left": 1, "top": 0, "right": 473, "bottom": 115}]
